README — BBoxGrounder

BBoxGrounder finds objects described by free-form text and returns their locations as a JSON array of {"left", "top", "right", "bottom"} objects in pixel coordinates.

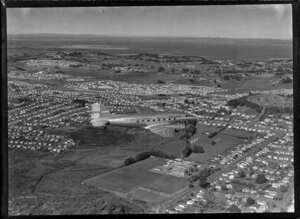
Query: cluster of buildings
[
  {"left": 24, "top": 59, "right": 83, "bottom": 68},
  {"left": 113, "top": 66, "right": 149, "bottom": 73},
  {"left": 150, "top": 159, "right": 201, "bottom": 178},
  {"left": 8, "top": 124, "right": 75, "bottom": 153},
  {"left": 252, "top": 88, "right": 293, "bottom": 96},
  {"left": 166, "top": 189, "right": 207, "bottom": 213},
  {"left": 64, "top": 80, "right": 226, "bottom": 96},
  {"left": 163, "top": 128, "right": 293, "bottom": 213},
  {"left": 8, "top": 96, "right": 89, "bottom": 153},
  {"left": 9, "top": 71, "right": 71, "bottom": 81},
  {"left": 216, "top": 58, "right": 292, "bottom": 76}
]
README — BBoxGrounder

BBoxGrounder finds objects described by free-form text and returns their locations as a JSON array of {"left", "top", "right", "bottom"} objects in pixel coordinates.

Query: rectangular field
[
  {"left": 186, "top": 133, "right": 242, "bottom": 163},
  {"left": 127, "top": 188, "right": 168, "bottom": 205},
  {"left": 142, "top": 174, "right": 187, "bottom": 194},
  {"left": 84, "top": 165, "right": 161, "bottom": 194},
  {"left": 156, "top": 139, "right": 187, "bottom": 158},
  {"left": 83, "top": 156, "right": 189, "bottom": 202}
]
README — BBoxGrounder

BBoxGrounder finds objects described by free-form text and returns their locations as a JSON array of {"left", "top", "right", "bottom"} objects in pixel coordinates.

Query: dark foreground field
[{"left": 8, "top": 124, "right": 188, "bottom": 215}]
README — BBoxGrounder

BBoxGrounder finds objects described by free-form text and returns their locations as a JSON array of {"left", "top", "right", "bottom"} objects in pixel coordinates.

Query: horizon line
[{"left": 7, "top": 33, "right": 293, "bottom": 41}]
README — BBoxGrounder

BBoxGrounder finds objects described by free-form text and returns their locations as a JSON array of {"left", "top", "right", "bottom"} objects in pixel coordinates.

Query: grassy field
[
  {"left": 197, "top": 123, "right": 221, "bottom": 133},
  {"left": 83, "top": 156, "right": 188, "bottom": 206},
  {"left": 142, "top": 174, "right": 187, "bottom": 194},
  {"left": 78, "top": 149, "right": 139, "bottom": 168},
  {"left": 155, "top": 138, "right": 187, "bottom": 157},
  {"left": 69, "top": 126, "right": 136, "bottom": 148},
  {"left": 127, "top": 188, "right": 167, "bottom": 205},
  {"left": 248, "top": 94, "right": 293, "bottom": 107},
  {"left": 185, "top": 133, "right": 242, "bottom": 163},
  {"left": 84, "top": 166, "right": 162, "bottom": 194},
  {"left": 219, "top": 75, "right": 292, "bottom": 93},
  {"left": 131, "top": 156, "right": 167, "bottom": 170}
]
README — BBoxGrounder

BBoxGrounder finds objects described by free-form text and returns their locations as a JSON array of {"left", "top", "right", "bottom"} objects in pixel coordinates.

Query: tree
[
  {"left": 280, "top": 185, "right": 289, "bottom": 193},
  {"left": 192, "top": 145, "right": 205, "bottom": 153},
  {"left": 189, "top": 175, "right": 199, "bottom": 183},
  {"left": 221, "top": 185, "right": 228, "bottom": 191},
  {"left": 124, "top": 157, "right": 135, "bottom": 166},
  {"left": 198, "top": 168, "right": 211, "bottom": 179},
  {"left": 246, "top": 197, "right": 255, "bottom": 206},
  {"left": 189, "top": 183, "right": 194, "bottom": 188},
  {"left": 223, "top": 74, "right": 230, "bottom": 80},
  {"left": 189, "top": 78, "right": 196, "bottom": 83},
  {"left": 227, "top": 204, "right": 241, "bottom": 213},
  {"left": 182, "top": 68, "right": 189, "bottom": 73},
  {"left": 199, "top": 178, "right": 209, "bottom": 188},
  {"left": 158, "top": 66, "right": 165, "bottom": 72},
  {"left": 73, "top": 99, "right": 87, "bottom": 107},
  {"left": 194, "top": 69, "right": 201, "bottom": 74},
  {"left": 238, "top": 170, "right": 246, "bottom": 178},
  {"left": 135, "top": 152, "right": 151, "bottom": 162},
  {"left": 282, "top": 76, "right": 292, "bottom": 84},
  {"left": 182, "top": 146, "right": 192, "bottom": 158},
  {"left": 186, "top": 124, "right": 197, "bottom": 135},
  {"left": 157, "top": 79, "right": 165, "bottom": 84},
  {"left": 255, "top": 174, "right": 267, "bottom": 184},
  {"left": 17, "top": 96, "right": 31, "bottom": 103}
]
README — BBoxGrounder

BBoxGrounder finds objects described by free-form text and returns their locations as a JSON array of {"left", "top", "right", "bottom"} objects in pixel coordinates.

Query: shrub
[
  {"left": 135, "top": 151, "right": 151, "bottom": 162},
  {"left": 238, "top": 170, "right": 246, "bottom": 178},
  {"left": 158, "top": 66, "right": 165, "bottom": 72},
  {"left": 280, "top": 185, "right": 289, "bottom": 193},
  {"left": 189, "top": 183, "right": 194, "bottom": 188},
  {"left": 227, "top": 204, "right": 241, "bottom": 213},
  {"left": 124, "top": 157, "right": 135, "bottom": 166},
  {"left": 255, "top": 174, "right": 267, "bottom": 184},
  {"left": 150, "top": 150, "right": 176, "bottom": 160},
  {"left": 192, "top": 145, "right": 205, "bottom": 154},
  {"left": 157, "top": 79, "right": 165, "bottom": 84},
  {"left": 199, "top": 178, "right": 209, "bottom": 188},
  {"left": 182, "top": 146, "right": 192, "bottom": 158},
  {"left": 189, "top": 175, "right": 199, "bottom": 183},
  {"left": 246, "top": 197, "right": 255, "bottom": 206}
]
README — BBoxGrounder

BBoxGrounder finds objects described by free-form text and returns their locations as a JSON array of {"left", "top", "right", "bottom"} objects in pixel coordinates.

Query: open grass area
[
  {"left": 131, "top": 156, "right": 167, "bottom": 170},
  {"left": 157, "top": 139, "right": 187, "bottom": 157},
  {"left": 248, "top": 94, "right": 293, "bottom": 107},
  {"left": 219, "top": 76, "right": 292, "bottom": 93},
  {"left": 127, "top": 188, "right": 167, "bottom": 205},
  {"left": 220, "top": 128, "right": 254, "bottom": 138},
  {"left": 83, "top": 156, "right": 189, "bottom": 205},
  {"left": 78, "top": 149, "right": 139, "bottom": 168},
  {"left": 142, "top": 174, "right": 187, "bottom": 194},
  {"left": 84, "top": 166, "right": 162, "bottom": 194},
  {"left": 69, "top": 126, "right": 136, "bottom": 148},
  {"left": 186, "top": 133, "right": 242, "bottom": 163}
]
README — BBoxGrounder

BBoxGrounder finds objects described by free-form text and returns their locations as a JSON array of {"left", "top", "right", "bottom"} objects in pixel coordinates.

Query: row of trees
[{"left": 124, "top": 150, "right": 176, "bottom": 166}]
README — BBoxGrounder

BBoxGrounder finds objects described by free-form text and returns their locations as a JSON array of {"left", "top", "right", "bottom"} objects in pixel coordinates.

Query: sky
[{"left": 7, "top": 5, "right": 292, "bottom": 39}]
